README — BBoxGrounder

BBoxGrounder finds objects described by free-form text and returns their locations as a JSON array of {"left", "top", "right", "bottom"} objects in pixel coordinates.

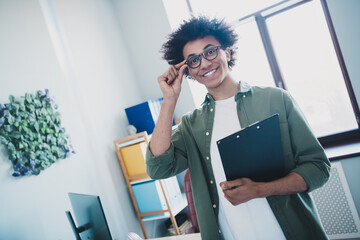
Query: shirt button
[
  {"left": 206, "top": 132, "right": 209, "bottom": 136},
  {"left": 243, "top": 95, "right": 246, "bottom": 98},
  {"left": 207, "top": 95, "right": 210, "bottom": 99},
  {"left": 206, "top": 156, "right": 210, "bottom": 160},
  {"left": 210, "top": 180, "right": 214, "bottom": 184},
  {"left": 210, "top": 108, "right": 213, "bottom": 112},
  {"left": 213, "top": 204, "right": 216, "bottom": 208}
]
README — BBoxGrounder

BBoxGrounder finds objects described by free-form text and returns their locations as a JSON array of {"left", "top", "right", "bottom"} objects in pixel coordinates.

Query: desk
[{"left": 150, "top": 233, "right": 201, "bottom": 240}]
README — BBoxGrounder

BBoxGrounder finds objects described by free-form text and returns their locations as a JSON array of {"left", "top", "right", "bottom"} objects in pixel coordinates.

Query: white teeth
[{"left": 204, "top": 69, "right": 216, "bottom": 77}]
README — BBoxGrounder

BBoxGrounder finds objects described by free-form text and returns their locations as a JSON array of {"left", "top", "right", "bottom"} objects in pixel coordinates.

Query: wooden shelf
[
  {"left": 142, "top": 193, "right": 188, "bottom": 222},
  {"left": 130, "top": 178, "right": 152, "bottom": 185},
  {"left": 114, "top": 132, "right": 185, "bottom": 239}
]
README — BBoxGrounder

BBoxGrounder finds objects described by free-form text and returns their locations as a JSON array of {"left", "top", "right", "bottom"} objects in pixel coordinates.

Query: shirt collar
[{"left": 202, "top": 81, "right": 253, "bottom": 105}]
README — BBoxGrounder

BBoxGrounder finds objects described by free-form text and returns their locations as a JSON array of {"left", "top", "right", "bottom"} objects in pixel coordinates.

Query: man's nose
[{"left": 200, "top": 56, "right": 212, "bottom": 69}]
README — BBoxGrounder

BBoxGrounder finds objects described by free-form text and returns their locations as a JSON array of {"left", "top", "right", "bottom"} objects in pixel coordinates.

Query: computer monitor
[{"left": 66, "top": 193, "right": 112, "bottom": 240}]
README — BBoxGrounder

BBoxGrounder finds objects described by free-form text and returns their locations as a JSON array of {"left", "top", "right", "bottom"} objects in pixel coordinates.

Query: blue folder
[
  {"left": 132, "top": 180, "right": 167, "bottom": 219},
  {"left": 125, "top": 98, "right": 175, "bottom": 135},
  {"left": 216, "top": 114, "right": 285, "bottom": 182}
]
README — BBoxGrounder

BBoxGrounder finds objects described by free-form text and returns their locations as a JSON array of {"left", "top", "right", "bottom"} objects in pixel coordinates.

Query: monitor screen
[{"left": 67, "top": 193, "right": 112, "bottom": 240}]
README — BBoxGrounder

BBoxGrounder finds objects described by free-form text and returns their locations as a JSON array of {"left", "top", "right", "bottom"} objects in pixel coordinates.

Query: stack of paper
[
  {"left": 162, "top": 176, "right": 182, "bottom": 210},
  {"left": 165, "top": 213, "right": 191, "bottom": 235},
  {"left": 168, "top": 220, "right": 191, "bottom": 235}
]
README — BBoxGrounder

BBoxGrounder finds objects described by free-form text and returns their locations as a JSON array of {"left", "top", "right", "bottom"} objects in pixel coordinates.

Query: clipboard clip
[{"left": 217, "top": 121, "right": 261, "bottom": 145}]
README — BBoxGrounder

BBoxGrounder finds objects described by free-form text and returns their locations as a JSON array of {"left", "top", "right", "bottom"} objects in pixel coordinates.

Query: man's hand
[
  {"left": 220, "top": 172, "right": 308, "bottom": 206},
  {"left": 150, "top": 61, "right": 187, "bottom": 157},
  {"left": 157, "top": 60, "right": 188, "bottom": 102},
  {"left": 220, "top": 178, "right": 265, "bottom": 206}
]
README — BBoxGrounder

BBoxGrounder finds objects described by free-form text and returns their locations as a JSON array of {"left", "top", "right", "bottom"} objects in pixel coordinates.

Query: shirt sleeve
[
  {"left": 146, "top": 119, "right": 189, "bottom": 179},
  {"left": 283, "top": 90, "right": 331, "bottom": 192}
]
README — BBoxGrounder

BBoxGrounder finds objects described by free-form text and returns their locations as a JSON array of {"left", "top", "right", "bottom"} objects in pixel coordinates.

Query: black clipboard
[{"left": 216, "top": 114, "right": 285, "bottom": 182}]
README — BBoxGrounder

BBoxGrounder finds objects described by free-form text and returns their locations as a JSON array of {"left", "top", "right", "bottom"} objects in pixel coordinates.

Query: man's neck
[{"left": 207, "top": 75, "right": 239, "bottom": 101}]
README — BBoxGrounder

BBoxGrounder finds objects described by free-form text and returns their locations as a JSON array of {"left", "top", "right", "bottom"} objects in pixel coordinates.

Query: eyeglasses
[{"left": 185, "top": 46, "right": 225, "bottom": 69}]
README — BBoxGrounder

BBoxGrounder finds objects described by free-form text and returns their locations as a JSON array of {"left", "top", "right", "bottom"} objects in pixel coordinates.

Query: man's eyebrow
[
  {"left": 203, "top": 44, "right": 215, "bottom": 50},
  {"left": 186, "top": 44, "right": 216, "bottom": 59}
]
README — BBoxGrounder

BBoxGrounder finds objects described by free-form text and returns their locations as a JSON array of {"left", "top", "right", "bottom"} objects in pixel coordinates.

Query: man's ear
[{"left": 225, "top": 47, "right": 231, "bottom": 62}]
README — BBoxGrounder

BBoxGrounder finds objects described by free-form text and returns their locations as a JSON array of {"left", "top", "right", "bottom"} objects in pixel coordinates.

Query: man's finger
[
  {"left": 221, "top": 179, "right": 243, "bottom": 190},
  {"left": 178, "top": 64, "right": 188, "bottom": 79},
  {"left": 174, "top": 60, "right": 187, "bottom": 70},
  {"left": 168, "top": 69, "right": 177, "bottom": 81},
  {"left": 158, "top": 73, "right": 169, "bottom": 83},
  {"left": 170, "top": 66, "right": 179, "bottom": 77}
]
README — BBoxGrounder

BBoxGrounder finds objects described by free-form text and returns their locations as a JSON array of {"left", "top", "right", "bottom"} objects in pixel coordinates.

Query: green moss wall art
[{"left": 0, "top": 89, "right": 75, "bottom": 177}]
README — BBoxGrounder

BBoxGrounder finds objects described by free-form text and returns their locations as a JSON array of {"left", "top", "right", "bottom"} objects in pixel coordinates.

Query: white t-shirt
[{"left": 210, "top": 96, "right": 286, "bottom": 240}]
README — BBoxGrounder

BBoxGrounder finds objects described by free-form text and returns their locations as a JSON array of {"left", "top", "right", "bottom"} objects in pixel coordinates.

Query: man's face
[{"left": 183, "top": 35, "right": 231, "bottom": 90}]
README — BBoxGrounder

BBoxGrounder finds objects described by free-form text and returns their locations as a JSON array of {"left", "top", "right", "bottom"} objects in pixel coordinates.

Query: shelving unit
[{"left": 114, "top": 131, "right": 186, "bottom": 239}]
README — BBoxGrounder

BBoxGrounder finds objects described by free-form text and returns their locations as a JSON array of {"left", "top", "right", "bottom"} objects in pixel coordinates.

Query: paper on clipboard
[{"left": 216, "top": 114, "right": 285, "bottom": 182}]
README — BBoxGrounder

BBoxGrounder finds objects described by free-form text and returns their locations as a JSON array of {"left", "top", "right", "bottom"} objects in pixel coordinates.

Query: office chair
[{"left": 184, "top": 169, "right": 200, "bottom": 234}]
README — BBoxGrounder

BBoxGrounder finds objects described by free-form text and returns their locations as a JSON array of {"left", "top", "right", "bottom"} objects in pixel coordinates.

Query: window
[
  {"left": 265, "top": 1, "right": 357, "bottom": 137},
  {"left": 162, "top": 0, "right": 360, "bottom": 146}
]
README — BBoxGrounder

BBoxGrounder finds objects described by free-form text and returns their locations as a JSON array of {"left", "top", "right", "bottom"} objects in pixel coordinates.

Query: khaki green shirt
[{"left": 146, "top": 82, "right": 330, "bottom": 240}]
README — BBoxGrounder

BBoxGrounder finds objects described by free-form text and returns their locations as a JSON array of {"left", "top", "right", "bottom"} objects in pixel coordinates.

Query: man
[{"left": 146, "top": 16, "right": 330, "bottom": 240}]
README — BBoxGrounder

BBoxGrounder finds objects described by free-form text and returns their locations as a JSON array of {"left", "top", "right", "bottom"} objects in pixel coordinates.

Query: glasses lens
[
  {"left": 204, "top": 47, "right": 218, "bottom": 61},
  {"left": 188, "top": 56, "right": 201, "bottom": 68}
]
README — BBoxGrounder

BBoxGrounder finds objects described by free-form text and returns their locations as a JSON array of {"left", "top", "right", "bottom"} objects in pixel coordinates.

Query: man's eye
[
  {"left": 190, "top": 58, "right": 199, "bottom": 64},
  {"left": 206, "top": 49, "right": 215, "bottom": 56}
]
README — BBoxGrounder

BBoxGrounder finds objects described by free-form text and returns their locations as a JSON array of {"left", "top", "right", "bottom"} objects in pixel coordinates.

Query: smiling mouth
[{"left": 203, "top": 68, "right": 217, "bottom": 77}]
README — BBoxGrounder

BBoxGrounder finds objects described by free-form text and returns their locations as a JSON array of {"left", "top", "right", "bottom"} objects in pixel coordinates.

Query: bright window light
[
  {"left": 162, "top": 0, "right": 191, "bottom": 30},
  {"left": 231, "top": 19, "right": 275, "bottom": 88},
  {"left": 189, "top": 0, "right": 282, "bottom": 22},
  {"left": 266, "top": 0, "right": 357, "bottom": 137}
]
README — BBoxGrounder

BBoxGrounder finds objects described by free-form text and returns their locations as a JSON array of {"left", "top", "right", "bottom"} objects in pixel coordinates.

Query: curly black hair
[{"left": 161, "top": 16, "right": 238, "bottom": 68}]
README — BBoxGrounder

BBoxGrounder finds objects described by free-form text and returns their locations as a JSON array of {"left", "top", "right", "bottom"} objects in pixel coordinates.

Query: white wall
[
  {"left": 110, "top": 0, "right": 196, "bottom": 236},
  {"left": 0, "top": 0, "right": 144, "bottom": 239},
  {"left": 112, "top": 0, "right": 196, "bottom": 119}
]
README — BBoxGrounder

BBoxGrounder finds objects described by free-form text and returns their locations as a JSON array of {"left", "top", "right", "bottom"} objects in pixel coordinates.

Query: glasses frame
[{"left": 185, "top": 46, "right": 225, "bottom": 69}]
